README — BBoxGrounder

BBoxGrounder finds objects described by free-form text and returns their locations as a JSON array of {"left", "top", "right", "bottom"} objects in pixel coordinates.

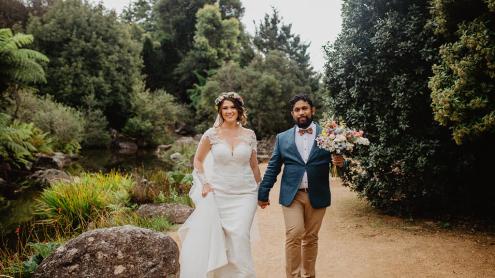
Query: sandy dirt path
[{"left": 172, "top": 164, "right": 495, "bottom": 278}]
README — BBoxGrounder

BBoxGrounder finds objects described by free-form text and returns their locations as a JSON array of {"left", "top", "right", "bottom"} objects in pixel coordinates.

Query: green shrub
[
  {"left": 6, "top": 91, "right": 84, "bottom": 154},
  {"left": 1, "top": 241, "right": 61, "bottom": 277},
  {"left": 130, "top": 170, "right": 170, "bottom": 204},
  {"left": 0, "top": 113, "right": 52, "bottom": 169},
  {"left": 123, "top": 87, "right": 188, "bottom": 146},
  {"left": 130, "top": 168, "right": 192, "bottom": 206},
  {"left": 81, "top": 108, "right": 111, "bottom": 148},
  {"left": 36, "top": 172, "right": 134, "bottom": 232}
]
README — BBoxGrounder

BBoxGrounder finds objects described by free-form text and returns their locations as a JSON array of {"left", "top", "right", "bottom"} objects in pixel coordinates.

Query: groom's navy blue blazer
[{"left": 258, "top": 124, "right": 333, "bottom": 209}]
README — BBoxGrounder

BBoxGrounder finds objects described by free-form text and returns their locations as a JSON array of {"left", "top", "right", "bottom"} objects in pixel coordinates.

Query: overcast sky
[{"left": 98, "top": 0, "right": 343, "bottom": 73}]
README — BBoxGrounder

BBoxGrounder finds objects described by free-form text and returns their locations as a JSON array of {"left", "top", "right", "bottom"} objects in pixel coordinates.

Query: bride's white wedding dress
[{"left": 179, "top": 127, "right": 258, "bottom": 278}]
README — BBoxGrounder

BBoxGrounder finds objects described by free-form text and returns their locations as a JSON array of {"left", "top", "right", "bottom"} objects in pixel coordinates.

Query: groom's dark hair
[{"left": 289, "top": 94, "right": 314, "bottom": 110}]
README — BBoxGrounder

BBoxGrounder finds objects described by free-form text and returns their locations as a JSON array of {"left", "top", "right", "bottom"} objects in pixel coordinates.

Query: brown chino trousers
[{"left": 282, "top": 190, "right": 326, "bottom": 278}]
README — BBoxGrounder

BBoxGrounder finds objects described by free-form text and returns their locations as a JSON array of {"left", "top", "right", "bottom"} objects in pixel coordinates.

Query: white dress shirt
[{"left": 295, "top": 122, "right": 316, "bottom": 189}]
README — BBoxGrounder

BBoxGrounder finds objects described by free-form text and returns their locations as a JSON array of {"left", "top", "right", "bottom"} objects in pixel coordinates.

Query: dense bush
[
  {"left": 7, "top": 91, "right": 84, "bottom": 154},
  {"left": 0, "top": 113, "right": 52, "bottom": 170},
  {"left": 27, "top": 0, "right": 142, "bottom": 129},
  {"left": 429, "top": 0, "right": 495, "bottom": 144},
  {"left": 81, "top": 108, "right": 111, "bottom": 148},
  {"left": 123, "top": 86, "right": 188, "bottom": 146},
  {"left": 324, "top": 0, "right": 484, "bottom": 215}
]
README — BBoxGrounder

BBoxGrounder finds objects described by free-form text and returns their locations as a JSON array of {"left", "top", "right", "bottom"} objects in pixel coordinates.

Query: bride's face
[{"left": 220, "top": 100, "right": 239, "bottom": 124}]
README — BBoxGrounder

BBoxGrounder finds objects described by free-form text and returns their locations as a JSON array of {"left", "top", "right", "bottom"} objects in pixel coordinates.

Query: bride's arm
[
  {"left": 250, "top": 150, "right": 262, "bottom": 185},
  {"left": 248, "top": 129, "right": 261, "bottom": 185},
  {"left": 193, "top": 136, "right": 213, "bottom": 197}
]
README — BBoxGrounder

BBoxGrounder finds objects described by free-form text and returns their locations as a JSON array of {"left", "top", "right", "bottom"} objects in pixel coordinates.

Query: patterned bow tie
[{"left": 298, "top": 127, "right": 313, "bottom": 136}]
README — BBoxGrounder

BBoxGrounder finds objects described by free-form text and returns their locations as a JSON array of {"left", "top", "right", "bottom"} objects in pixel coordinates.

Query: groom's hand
[{"left": 258, "top": 200, "right": 270, "bottom": 209}]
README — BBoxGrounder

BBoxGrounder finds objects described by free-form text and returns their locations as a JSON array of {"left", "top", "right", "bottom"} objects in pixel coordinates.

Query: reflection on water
[{"left": 73, "top": 148, "right": 171, "bottom": 173}]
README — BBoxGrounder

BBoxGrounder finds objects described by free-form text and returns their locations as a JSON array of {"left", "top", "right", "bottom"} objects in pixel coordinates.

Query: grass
[
  {"left": 35, "top": 171, "right": 134, "bottom": 234},
  {"left": 1, "top": 139, "right": 198, "bottom": 276},
  {"left": 1, "top": 240, "right": 62, "bottom": 277}
]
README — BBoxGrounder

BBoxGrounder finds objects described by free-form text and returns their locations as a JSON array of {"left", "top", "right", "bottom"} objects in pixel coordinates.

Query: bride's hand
[{"left": 201, "top": 183, "right": 214, "bottom": 197}]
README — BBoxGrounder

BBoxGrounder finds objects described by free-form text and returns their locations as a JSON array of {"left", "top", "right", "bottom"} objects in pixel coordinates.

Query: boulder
[
  {"left": 116, "top": 141, "right": 138, "bottom": 153},
  {"left": 33, "top": 152, "right": 72, "bottom": 169},
  {"left": 136, "top": 203, "right": 193, "bottom": 224},
  {"left": 29, "top": 169, "right": 72, "bottom": 187},
  {"left": 34, "top": 225, "right": 179, "bottom": 278},
  {"left": 110, "top": 129, "right": 138, "bottom": 154},
  {"left": 155, "top": 144, "right": 172, "bottom": 157}
]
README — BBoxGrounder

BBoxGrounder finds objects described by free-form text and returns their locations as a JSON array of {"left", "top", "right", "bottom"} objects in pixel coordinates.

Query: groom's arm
[{"left": 258, "top": 134, "right": 283, "bottom": 202}]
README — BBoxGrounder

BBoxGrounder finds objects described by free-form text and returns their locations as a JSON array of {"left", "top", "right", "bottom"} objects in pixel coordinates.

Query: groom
[{"left": 258, "top": 94, "right": 344, "bottom": 278}]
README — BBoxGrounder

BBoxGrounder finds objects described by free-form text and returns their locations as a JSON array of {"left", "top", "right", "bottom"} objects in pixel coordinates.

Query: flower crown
[{"left": 214, "top": 92, "right": 244, "bottom": 106}]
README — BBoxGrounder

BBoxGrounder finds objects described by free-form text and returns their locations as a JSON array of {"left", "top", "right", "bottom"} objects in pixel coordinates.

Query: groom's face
[{"left": 291, "top": 100, "right": 315, "bottom": 128}]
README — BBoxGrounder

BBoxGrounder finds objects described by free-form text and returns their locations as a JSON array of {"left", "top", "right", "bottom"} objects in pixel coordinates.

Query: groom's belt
[{"left": 298, "top": 188, "right": 309, "bottom": 193}]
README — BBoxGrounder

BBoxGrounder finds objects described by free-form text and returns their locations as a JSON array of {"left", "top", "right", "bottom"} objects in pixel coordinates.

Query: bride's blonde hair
[{"left": 215, "top": 92, "right": 248, "bottom": 126}]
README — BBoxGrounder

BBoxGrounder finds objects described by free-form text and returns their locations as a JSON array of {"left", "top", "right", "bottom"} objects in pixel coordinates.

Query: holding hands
[{"left": 257, "top": 200, "right": 270, "bottom": 209}]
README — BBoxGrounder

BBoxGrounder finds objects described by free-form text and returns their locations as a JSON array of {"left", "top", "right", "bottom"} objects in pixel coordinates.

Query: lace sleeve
[
  {"left": 201, "top": 128, "right": 220, "bottom": 145},
  {"left": 249, "top": 129, "right": 257, "bottom": 153}
]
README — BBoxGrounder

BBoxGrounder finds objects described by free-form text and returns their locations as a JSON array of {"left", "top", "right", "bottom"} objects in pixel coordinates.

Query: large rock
[
  {"left": 29, "top": 169, "right": 72, "bottom": 187},
  {"left": 136, "top": 203, "right": 193, "bottom": 224},
  {"left": 110, "top": 129, "right": 138, "bottom": 154},
  {"left": 155, "top": 144, "right": 172, "bottom": 157},
  {"left": 33, "top": 152, "right": 72, "bottom": 169},
  {"left": 34, "top": 225, "right": 179, "bottom": 278}
]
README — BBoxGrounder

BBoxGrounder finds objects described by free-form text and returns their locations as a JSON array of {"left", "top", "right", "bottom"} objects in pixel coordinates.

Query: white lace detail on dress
[
  {"left": 202, "top": 127, "right": 257, "bottom": 153},
  {"left": 201, "top": 127, "right": 221, "bottom": 145}
]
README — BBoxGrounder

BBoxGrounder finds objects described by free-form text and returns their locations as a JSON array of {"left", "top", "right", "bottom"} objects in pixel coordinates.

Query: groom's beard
[{"left": 295, "top": 115, "right": 313, "bottom": 128}]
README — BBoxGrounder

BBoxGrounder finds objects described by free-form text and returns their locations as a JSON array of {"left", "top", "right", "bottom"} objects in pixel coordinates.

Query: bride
[{"left": 178, "top": 92, "right": 261, "bottom": 277}]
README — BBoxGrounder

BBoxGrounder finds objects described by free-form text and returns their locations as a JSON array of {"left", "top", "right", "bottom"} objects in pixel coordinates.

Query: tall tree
[
  {"left": 324, "top": 0, "right": 487, "bottom": 214},
  {"left": 156, "top": 0, "right": 243, "bottom": 55},
  {"left": 0, "top": 0, "right": 55, "bottom": 30},
  {"left": 253, "top": 7, "right": 317, "bottom": 90},
  {"left": 174, "top": 3, "right": 241, "bottom": 103},
  {"left": 27, "top": 0, "right": 142, "bottom": 129},
  {"left": 121, "top": 0, "right": 159, "bottom": 34},
  {"left": 148, "top": 0, "right": 244, "bottom": 101},
  {"left": 429, "top": 0, "right": 495, "bottom": 144},
  {"left": 195, "top": 51, "right": 312, "bottom": 137}
]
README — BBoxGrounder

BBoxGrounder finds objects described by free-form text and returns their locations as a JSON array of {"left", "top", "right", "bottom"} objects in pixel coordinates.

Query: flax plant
[{"left": 35, "top": 172, "right": 134, "bottom": 233}]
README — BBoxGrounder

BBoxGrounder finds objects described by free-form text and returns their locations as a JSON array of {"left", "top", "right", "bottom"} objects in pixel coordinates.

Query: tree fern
[
  {"left": 0, "top": 28, "right": 49, "bottom": 91},
  {"left": 0, "top": 113, "right": 52, "bottom": 169}
]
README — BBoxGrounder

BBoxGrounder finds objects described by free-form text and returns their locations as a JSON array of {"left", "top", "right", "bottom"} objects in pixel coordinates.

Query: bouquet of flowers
[{"left": 316, "top": 117, "right": 370, "bottom": 176}]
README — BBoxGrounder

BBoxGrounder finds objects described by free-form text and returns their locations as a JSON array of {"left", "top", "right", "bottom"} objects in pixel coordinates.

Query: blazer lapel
[
  {"left": 307, "top": 124, "right": 322, "bottom": 162},
  {"left": 289, "top": 126, "right": 305, "bottom": 164}
]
